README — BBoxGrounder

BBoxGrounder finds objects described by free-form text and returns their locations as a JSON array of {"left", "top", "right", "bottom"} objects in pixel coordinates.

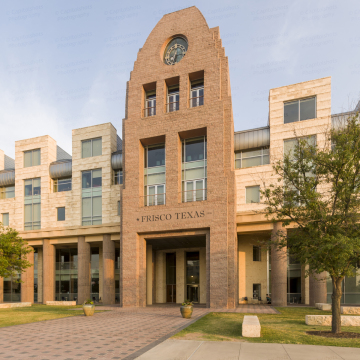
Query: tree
[
  {"left": 262, "top": 112, "right": 360, "bottom": 334},
  {"left": 0, "top": 223, "right": 33, "bottom": 280}
]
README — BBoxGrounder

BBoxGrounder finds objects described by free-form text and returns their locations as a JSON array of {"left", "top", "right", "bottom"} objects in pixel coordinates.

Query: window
[
  {"left": 24, "top": 178, "right": 41, "bottom": 230},
  {"left": 235, "top": 148, "right": 269, "bottom": 169},
  {"left": 253, "top": 284, "right": 261, "bottom": 300},
  {"left": 53, "top": 178, "right": 72, "bottom": 192},
  {"left": 166, "top": 84, "right": 179, "bottom": 112},
  {"left": 82, "top": 169, "right": 102, "bottom": 225},
  {"left": 182, "top": 137, "right": 207, "bottom": 202},
  {"left": 114, "top": 170, "right": 123, "bottom": 185},
  {"left": 246, "top": 186, "right": 260, "bottom": 204},
  {"left": 57, "top": 207, "right": 65, "bottom": 221},
  {"left": 81, "top": 138, "right": 102, "bottom": 158},
  {"left": 2, "top": 213, "right": 9, "bottom": 226},
  {"left": 284, "top": 97, "right": 316, "bottom": 124},
  {"left": 117, "top": 201, "right": 120, "bottom": 216},
  {"left": 0, "top": 186, "right": 15, "bottom": 199},
  {"left": 253, "top": 246, "right": 261, "bottom": 261},
  {"left": 144, "top": 144, "right": 165, "bottom": 206},
  {"left": 144, "top": 90, "right": 156, "bottom": 117},
  {"left": 24, "top": 149, "right": 41, "bottom": 167},
  {"left": 190, "top": 79, "right": 204, "bottom": 108}
]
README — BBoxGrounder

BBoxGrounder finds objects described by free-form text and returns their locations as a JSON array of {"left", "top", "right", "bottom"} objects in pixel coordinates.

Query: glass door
[{"left": 186, "top": 252, "right": 200, "bottom": 303}]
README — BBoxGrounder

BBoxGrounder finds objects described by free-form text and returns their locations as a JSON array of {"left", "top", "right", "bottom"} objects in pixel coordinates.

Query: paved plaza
[{"left": 1, "top": 305, "right": 357, "bottom": 360}]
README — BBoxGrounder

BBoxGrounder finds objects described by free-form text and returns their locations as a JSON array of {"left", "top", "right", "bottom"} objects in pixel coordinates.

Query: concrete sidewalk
[{"left": 136, "top": 340, "right": 360, "bottom": 360}]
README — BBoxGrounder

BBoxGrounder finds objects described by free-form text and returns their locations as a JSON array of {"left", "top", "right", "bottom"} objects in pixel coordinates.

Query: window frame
[
  {"left": 53, "top": 178, "right": 72, "bottom": 193},
  {"left": 144, "top": 90, "right": 156, "bottom": 117},
  {"left": 253, "top": 246, "right": 261, "bottom": 262},
  {"left": 235, "top": 147, "right": 270, "bottom": 169},
  {"left": 190, "top": 79, "right": 204, "bottom": 108},
  {"left": 57, "top": 207, "right": 65, "bottom": 222},
  {"left": 245, "top": 185, "right": 260, "bottom": 204},
  {"left": 2, "top": 213, "right": 9, "bottom": 226},
  {"left": 284, "top": 96, "right": 316, "bottom": 124},
  {"left": 114, "top": 170, "right": 123, "bottom": 185},
  {"left": 81, "top": 137, "right": 102, "bottom": 159},
  {"left": 166, "top": 85, "right": 179, "bottom": 113},
  {"left": 24, "top": 149, "right": 41, "bottom": 168}
]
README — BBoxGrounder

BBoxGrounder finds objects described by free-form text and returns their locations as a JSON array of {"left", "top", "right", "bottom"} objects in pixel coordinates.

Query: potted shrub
[
  {"left": 180, "top": 300, "right": 193, "bottom": 319},
  {"left": 82, "top": 299, "right": 95, "bottom": 316}
]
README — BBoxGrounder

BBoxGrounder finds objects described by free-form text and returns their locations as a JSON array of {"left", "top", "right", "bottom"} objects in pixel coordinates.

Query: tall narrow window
[
  {"left": 82, "top": 138, "right": 102, "bottom": 158},
  {"left": 144, "top": 144, "right": 165, "bottom": 206},
  {"left": 117, "top": 201, "right": 120, "bottom": 216},
  {"left": 284, "top": 97, "right": 316, "bottom": 124},
  {"left": 166, "top": 84, "right": 179, "bottom": 112},
  {"left": 114, "top": 170, "right": 123, "bottom": 185},
  {"left": 0, "top": 185, "right": 15, "bottom": 199},
  {"left": 82, "top": 169, "right": 102, "bottom": 225},
  {"left": 2, "top": 213, "right": 9, "bottom": 226},
  {"left": 24, "top": 149, "right": 41, "bottom": 167},
  {"left": 144, "top": 90, "right": 156, "bottom": 117},
  {"left": 182, "top": 137, "right": 207, "bottom": 202},
  {"left": 57, "top": 207, "right": 65, "bottom": 221},
  {"left": 24, "top": 178, "right": 41, "bottom": 230},
  {"left": 190, "top": 78, "right": 204, "bottom": 108},
  {"left": 253, "top": 246, "right": 261, "bottom": 261}
]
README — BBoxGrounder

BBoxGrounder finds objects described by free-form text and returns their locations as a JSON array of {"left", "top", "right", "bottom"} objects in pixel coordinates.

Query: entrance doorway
[
  {"left": 166, "top": 253, "right": 176, "bottom": 303},
  {"left": 186, "top": 252, "right": 200, "bottom": 303}
]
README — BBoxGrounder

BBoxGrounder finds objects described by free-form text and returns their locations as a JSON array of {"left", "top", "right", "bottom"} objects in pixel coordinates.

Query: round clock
[{"left": 164, "top": 36, "right": 188, "bottom": 65}]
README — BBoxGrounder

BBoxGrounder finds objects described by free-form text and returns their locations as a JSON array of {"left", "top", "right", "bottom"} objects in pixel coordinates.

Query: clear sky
[{"left": 1, "top": 0, "right": 359, "bottom": 158}]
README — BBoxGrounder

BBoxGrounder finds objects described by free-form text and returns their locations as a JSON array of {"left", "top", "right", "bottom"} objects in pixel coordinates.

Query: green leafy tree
[
  {"left": 262, "top": 112, "right": 360, "bottom": 334},
  {"left": 0, "top": 223, "right": 33, "bottom": 280}
]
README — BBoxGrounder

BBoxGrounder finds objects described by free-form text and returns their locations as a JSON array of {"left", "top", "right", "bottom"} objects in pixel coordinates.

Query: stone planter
[
  {"left": 83, "top": 304, "right": 95, "bottom": 316},
  {"left": 180, "top": 305, "right": 193, "bottom": 319}
]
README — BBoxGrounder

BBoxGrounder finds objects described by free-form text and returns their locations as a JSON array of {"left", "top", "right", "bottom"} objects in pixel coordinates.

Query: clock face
[{"left": 164, "top": 36, "right": 188, "bottom": 65}]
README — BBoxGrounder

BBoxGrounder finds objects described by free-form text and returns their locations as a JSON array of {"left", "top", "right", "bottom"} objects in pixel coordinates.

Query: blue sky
[{"left": 1, "top": 0, "right": 359, "bottom": 158}]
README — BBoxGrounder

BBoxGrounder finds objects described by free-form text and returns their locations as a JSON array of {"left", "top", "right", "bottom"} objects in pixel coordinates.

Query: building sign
[{"left": 137, "top": 210, "right": 205, "bottom": 223}]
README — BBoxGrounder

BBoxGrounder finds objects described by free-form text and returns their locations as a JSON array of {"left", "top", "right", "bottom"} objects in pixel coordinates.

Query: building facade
[{"left": 0, "top": 7, "right": 359, "bottom": 307}]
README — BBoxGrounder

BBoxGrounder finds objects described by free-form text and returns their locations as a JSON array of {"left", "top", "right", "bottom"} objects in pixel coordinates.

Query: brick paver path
[{"left": 0, "top": 305, "right": 277, "bottom": 360}]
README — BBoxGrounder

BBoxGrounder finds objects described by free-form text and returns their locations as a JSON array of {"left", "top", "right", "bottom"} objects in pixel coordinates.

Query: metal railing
[
  {"left": 143, "top": 106, "right": 156, "bottom": 117},
  {"left": 182, "top": 188, "right": 207, "bottom": 203},
  {"left": 189, "top": 96, "right": 204, "bottom": 108},
  {"left": 143, "top": 193, "right": 166, "bottom": 206},
  {"left": 165, "top": 101, "right": 179, "bottom": 113}
]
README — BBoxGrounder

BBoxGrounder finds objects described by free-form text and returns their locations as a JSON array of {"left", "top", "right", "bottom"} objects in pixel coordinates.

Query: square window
[
  {"left": 81, "top": 138, "right": 102, "bottom": 158},
  {"left": 57, "top": 207, "right": 65, "bottom": 221},
  {"left": 24, "top": 149, "right": 41, "bottom": 167},
  {"left": 246, "top": 186, "right": 260, "bottom": 203}
]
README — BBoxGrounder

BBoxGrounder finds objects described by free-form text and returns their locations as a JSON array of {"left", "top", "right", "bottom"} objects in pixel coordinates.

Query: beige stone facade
[{"left": 0, "top": 7, "right": 357, "bottom": 307}]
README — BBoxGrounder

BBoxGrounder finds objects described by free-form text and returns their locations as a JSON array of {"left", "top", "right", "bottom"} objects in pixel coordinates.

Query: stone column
[
  {"left": 271, "top": 223, "right": 288, "bottom": 306},
  {"left": 21, "top": 247, "right": 34, "bottom": 303},
  {"left": 0, "top": 277, "right": 3, "bottom": 303},
  {"left": 301, "top": 264, "right": 310, "bottom": 305},
  {"left": 176, "top": 250, "right": 185, "bottom": 304},
  {"left": 78, "top": 236, "right": 91, "bottom": 304},
  {"left": 146, "top": 244, "right": 152, "bottom": 305},
  {"left": 102, "top": 235, "right": 115, "bottom": 305},
  {"left": 37, "top": 247, "right": 43, "bottom": 303},
  {"left": 43, "top": 239, "right": 55, "bottom": 303},
  {"left": 206, "top": 231, "right": 210, "bottom": 308},
  {"left": 309, "top": 271, "right": 328, "bottom": 306}
]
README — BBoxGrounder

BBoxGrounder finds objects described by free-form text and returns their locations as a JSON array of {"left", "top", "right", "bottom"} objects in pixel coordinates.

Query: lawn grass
[
  {"left": 0, "top": 304, "right": 103, "bottom": 328},
  {"left": 173, "top": 307, "right": 360, "bottom": 347}
]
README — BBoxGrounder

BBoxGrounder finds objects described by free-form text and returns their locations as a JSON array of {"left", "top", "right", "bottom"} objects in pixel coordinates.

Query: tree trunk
[{"left": 331, "top": 276, "right": 343, "bottom": 334}]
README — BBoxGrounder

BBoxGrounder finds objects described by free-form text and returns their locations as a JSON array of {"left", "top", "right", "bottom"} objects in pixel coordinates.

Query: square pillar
[
  {"left": 199, "top": 248, "right": 206, "bottom": 304},
  {"left": 206, "top": 231, "right": 210, "bottom": 308},
  {"left": 271, "top": 223, "right": 287, "bottom": 307},
  {"left": 176, "top": 250, "right": 185, "bottom": 304},
  {"left": 43, "top": 239, "right": 55, "bottom": 303},
  {"left": 78, "top": 236, "right": 91, "bottom": 304},
  {"left": 146, "top": 244, "right": 152, "bottom": 305},
  {"left": 21, "top": 248, "right": 34, "bottom": 303},
  {"left": 102, "top": 235, "right": 115, "bottom": 305},
  {"left": 37, "top": 247, "right": 43, "bottom": 303}
]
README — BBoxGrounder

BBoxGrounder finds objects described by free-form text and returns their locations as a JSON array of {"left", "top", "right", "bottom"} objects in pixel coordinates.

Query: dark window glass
[
  {"left": 284, "top": 101, "right": 299, "bottom": 124},
  {"left": 92, "top": 169, "right": 102, "bottom": 187},
  {"left": 253, "top": 284, "right": 261, "bottom": 299},
  {"left": 253, "top": 246, "right": 261, "bottom": 261},
  {"left": 166, "top": 253, "right": 176, "bottom": 285},
  {"left": 183, "top": 138, "right": 206, "bottom": 162},
  {"left": 186, "top": 252, "right": 199, "bottom": 284},
  {"left": 57, "top": 207, "right": 65, "bottom": 221},
  {"left": 300, "top": 97, "right": 316, "bottom": 121},
  {"left": 146, "top": 145, "right": 165, "bottom": 167},
  {"left": 82, "top": 171, "right": 92, "bottom": 189}
]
